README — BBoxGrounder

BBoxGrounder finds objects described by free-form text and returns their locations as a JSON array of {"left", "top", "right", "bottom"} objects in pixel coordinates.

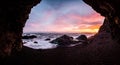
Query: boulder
[
  {"left": 76, "top": 35, "right": 88, "bottom": 44},
  {"left": 45, "top": 38, "right": 51, "bottom": 41},
  {"left": 22, "top": 35, "right": 37, "bottom": 39},
  {"left": 34, "top": 41, "right": 38, "bottom": 44},
  {"left": 76, "top": 35, "right": 87, "bottom": 41},
  {"left": 50, "top": 35, "right": 78, "bottom": 46}
]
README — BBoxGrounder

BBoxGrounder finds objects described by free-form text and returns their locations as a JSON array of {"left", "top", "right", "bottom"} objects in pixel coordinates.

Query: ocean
[{"left": 22, "top": 32, "right": 94, "bottom": 49}]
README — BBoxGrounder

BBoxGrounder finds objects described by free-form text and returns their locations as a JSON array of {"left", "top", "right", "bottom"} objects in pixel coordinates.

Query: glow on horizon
[{"left": 23, "top": 0, "right": 104, "bottom": 34}]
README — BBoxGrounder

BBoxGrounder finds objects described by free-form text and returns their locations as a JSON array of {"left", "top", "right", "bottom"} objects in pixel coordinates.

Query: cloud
[
  {"left": 50, "top": 11, "right": 104, "bottom": 33},
  {"left": 23, "top": 0, "right": 105, "bottom": 33}
]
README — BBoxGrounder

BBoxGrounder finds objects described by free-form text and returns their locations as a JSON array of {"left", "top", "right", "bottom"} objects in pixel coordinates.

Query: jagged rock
[
  {"left": 50, "top": 35, "right": 78, "bottom": 46},
  {"left": 98, "top": 18, "right": 110, "bottom": 33},
  {"left": 34, "top": 41, "right": 38, "bottom": 44},
  {"left": 45, "top": 38, "right": 51, "bottom": 41},
  {"left": 22, "top": 35, "right": 37, "bottom": 39},
  {"left": 76, "top": 35, "right": 87, "bottom": 41},
  {"left": 76, "top": 35, "right": 88, "bottom": 44}
]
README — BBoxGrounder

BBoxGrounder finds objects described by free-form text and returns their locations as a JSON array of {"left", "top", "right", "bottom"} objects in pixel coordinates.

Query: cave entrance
[{"left": 23, "top": 0, "right": 104, "bottom": 49}]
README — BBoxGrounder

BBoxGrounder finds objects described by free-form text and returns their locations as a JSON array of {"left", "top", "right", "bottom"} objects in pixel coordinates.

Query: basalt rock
[
  {"left": 50, "top": 35, "right": 78, "bottom": 46},
  {"left": 22, "top": 35, "right": 37, "bottom": 39},
  {"left": 45, "top": 38, "right": 51, "bottom": 41},
  {"left": 83, "top": 0, "right": 120, "bottom": 42},
  {"left": 98, "top": 18, "right": 110, "bottom": 33},
  {"left": 76, "top": 35, "right": 88, "bottom": 44},
  {"left": 0, "top": 0, "right": 41, "bottom": 57},
  {"left": 34, "top": 41, "right": 38, "bottom": 44},
  {"left": 76, "top": 35, "right": 88, "bottom": 41}
]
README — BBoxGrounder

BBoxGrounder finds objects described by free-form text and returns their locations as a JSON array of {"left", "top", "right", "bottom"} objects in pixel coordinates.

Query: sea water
[{"left": 22, "top": 33, "right": 94, "bottom": 49}]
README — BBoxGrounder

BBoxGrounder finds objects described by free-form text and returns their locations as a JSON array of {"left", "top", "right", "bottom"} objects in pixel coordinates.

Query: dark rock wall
[
  {"left": 0, "top": 0, "right": 41, "bottom": 57},
  {"left": 98, "top": 18, "right": 110, "bottom": 33},
  {"left": 83, "top": 0, "right": 120, "bottom": 42}
]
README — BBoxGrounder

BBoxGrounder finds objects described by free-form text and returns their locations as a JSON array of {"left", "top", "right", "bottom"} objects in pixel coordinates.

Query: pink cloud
[
  {"left": 47, "top": 11, "right": 105, "bottom": 33},
  {"left": 24, "top": 9, "right": 105, "bottom": 33},
  {"left": 67, "top": 12, "right": 104, "bottom": 24}
]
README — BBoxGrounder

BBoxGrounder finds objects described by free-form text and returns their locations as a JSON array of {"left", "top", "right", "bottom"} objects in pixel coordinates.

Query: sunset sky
[{"left": 23, "top": 0, "right": 104, "bottom": 33}]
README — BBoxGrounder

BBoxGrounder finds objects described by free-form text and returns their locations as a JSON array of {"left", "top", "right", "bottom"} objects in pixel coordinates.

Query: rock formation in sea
[
  {"left": 22, "top": 35, "right": 37, "bottom": 39},
  {"left": 76, "top": 35, "right": 88, "bottom": 44},
  {"left": 50, "top": 35, "right": 79, "bottom": 46}
]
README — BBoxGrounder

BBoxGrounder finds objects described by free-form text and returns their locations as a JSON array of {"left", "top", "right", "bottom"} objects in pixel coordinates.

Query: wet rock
[
  {"left": 50, "top": 35, "right": 78, "bottom": 46},
  {"left": 34, "top": 41, "right": 38, "bottom": 44},
  {"left": 45, "top": 38, "right": 51, "bottom": 41},
  {"left": 76, "top": 35, "right": 87, "bottom": 41},
  {"left": 76, "top": 35, "right": 88, "bottom": 44},
  {"left": 22, "top": 35, "right": 37, "bottom": 39}
]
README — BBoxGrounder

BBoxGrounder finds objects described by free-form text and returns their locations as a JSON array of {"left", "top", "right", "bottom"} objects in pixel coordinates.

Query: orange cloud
[
  {"left": 24, "top": 10, "right": 104, "bottom": 34},
  {"left": 50, "top": 12, "right": 104, "bottom": 33},
  {"left": 79, "top": 24, "right": 101, "bottom": 33}
]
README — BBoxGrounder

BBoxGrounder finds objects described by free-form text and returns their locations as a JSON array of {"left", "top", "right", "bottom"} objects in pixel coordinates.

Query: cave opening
[
  {"left": 22, "top": 0, "right": 104, "bottom": 49},
  {"left": 2, "top": 0, "right": 120, "bottom": 65}
]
